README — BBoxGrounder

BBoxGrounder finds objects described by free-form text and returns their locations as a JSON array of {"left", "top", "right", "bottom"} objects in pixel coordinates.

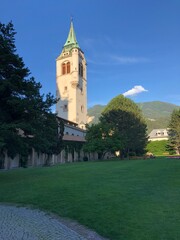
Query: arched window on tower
[
  {"left": 67, "top": 62, "right": 70, "bottom": 73},
  {"left": 81, "top": 64, "right": 83, "bottom": 77},
  {"left": 81, "top": 105, "right": 84, "bottom": 113},
  {"left": 79, "top": 63, "right": 83, "bottom": 77},
  {"left": 62, "top": 62, "right": 71, "bottom": 75},
  {"left": 62, "top": 63, "right": 66, "bottom": 75}
]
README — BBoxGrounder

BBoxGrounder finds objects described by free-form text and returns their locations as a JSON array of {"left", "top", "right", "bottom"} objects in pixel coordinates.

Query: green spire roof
[{"left": 64, "top": 20, "right": 79, "bottom": 50}]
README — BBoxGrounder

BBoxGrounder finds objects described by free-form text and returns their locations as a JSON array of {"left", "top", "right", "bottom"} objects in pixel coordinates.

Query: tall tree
[
  {"left": 167, "top": 109, "right": 180, "bottom": 154},
  {"left": 0, "top": 21, "right": 62, "bottom": 167},
  {"left": 101, "top": 95, "right": 148, "bottom": 158},
  {"left": 83, "top": 122, "right": 122, "bottom": 159}
]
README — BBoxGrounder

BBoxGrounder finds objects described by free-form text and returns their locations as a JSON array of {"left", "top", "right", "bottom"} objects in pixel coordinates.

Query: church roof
[{"left": 63, "top": 20, "right": 79, "bottom": 50}]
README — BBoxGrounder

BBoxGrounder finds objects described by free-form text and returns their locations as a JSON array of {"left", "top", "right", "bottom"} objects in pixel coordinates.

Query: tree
[
  {"left": 0, "top": 21, "right": 62, "bottom": 167},
  {"left": 101, "top": 95, "right": 148, "bottom": 158},
  {"left": 167, "top": 109, "right": 180, "bottom": 154},
  {"left": 83, "top": 122, "right": 122, "bottom": 159}
]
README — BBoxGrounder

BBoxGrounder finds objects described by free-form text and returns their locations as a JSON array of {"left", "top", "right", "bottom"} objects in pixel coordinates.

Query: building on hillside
[
  {"left": 56, "top": 20, "right": 87, "bottom": 130},
  {"left": 148, "top": 129, "right": 169, "bottom": 141}
]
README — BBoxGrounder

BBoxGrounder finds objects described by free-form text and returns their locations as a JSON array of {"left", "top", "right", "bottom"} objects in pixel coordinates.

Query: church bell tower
[{"left": 56, "top": 20, "right": 87, "bottom": 129}]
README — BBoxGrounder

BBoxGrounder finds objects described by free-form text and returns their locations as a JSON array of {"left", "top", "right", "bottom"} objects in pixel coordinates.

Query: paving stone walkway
[{"left": 0, "top": 205, "right": 106, "bottom": 240}]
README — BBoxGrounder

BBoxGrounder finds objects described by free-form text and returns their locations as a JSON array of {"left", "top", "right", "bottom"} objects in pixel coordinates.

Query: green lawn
[{"left": 0, "top": 158, "right": 180, "bottom": 240}]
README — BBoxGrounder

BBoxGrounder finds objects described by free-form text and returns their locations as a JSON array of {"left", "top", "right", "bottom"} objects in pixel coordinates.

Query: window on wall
[
  {"left": 62, "top": 62, "right": 71, "bottom": 75},
  {"left": 67, "top": 62, "right": 70, "bottom": 73},
  {"left": 79, "top": 63, "right": 83, "bottom": 77},
  {"left": 62, "top": 63, "right": 66, "bottom": 75},
  {"left": 63, "top": 104, "right": 68, "bottom": 112}
]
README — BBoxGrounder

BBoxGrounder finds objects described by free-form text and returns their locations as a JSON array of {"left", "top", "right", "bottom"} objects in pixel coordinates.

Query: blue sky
[{"left": 1, "top": 0, "right": 180, "bottom": 107}]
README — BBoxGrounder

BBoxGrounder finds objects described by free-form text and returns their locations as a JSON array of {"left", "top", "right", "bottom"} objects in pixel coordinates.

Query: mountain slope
[
  {"left": 137, "top": 101, "right": 179, "bottom": 119},
  {"left": 88, "top": 101, "right": 179, "bottom": 132},
  {"left": 88, "top": 105, "right": 106, "bottom": 124}
]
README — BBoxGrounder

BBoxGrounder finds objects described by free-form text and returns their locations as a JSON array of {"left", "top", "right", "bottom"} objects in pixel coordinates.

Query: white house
[{"left": 148, "top": 129, "right": 169, "bottom": 141}]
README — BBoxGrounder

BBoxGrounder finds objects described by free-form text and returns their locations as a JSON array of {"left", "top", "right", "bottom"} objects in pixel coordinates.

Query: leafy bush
[{"left": 146, "top": 140, "right": 169, "bottom": 155}]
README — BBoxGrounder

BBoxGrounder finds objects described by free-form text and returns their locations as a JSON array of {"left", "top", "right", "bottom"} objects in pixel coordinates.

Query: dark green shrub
[{"left": 83, "top": 156, "right": 88, "bottom": 161}]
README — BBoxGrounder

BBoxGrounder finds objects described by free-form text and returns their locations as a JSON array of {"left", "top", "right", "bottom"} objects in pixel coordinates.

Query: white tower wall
[{"left": 56, "top": 22, "right": 87, "bottom": 129}]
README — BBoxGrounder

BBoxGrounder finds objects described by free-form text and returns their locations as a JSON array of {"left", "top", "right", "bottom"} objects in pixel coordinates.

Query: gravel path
[{"left": 0, "top": 205, "right": 106, "bottom": 240}]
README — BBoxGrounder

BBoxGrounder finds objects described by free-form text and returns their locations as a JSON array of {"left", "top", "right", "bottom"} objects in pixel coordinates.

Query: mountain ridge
[{"left": 88, "top": 101, "right": 179, "bottom": 133}]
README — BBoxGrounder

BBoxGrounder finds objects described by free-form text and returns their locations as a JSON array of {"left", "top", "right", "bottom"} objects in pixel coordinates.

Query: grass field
[{"left": 0, "top": 158, "right": 180, "bottom": 239}]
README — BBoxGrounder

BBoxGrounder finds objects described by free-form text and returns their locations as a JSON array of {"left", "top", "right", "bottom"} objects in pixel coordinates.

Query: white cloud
[
  {"left": 87, "top": 55, "right": 150, "bottom": 66},
  {"left": 111, "top": 55, "right": 149, "bottom": 64},
  {"left": 123, "top": 85, "right": 148, "bottom": 97}
]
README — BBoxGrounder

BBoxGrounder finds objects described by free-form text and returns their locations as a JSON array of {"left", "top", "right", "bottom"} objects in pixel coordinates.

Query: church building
[{"left": 56, "top": 20, "right": 87, "bottom": 131}]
